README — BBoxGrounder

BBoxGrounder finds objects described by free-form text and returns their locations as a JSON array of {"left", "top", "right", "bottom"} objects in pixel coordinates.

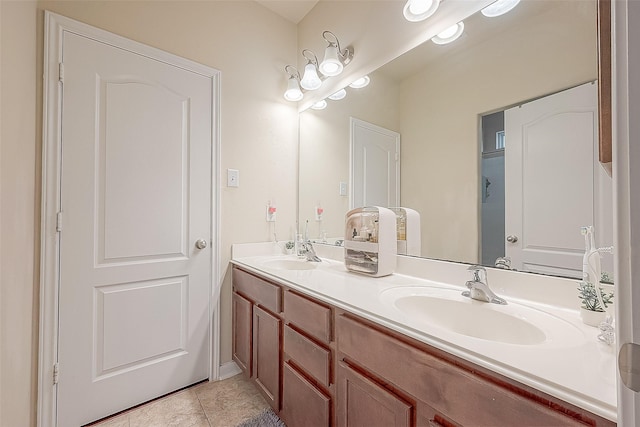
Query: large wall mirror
[{"left": 299, "top": 0, "right": 613, "bottom": 279}]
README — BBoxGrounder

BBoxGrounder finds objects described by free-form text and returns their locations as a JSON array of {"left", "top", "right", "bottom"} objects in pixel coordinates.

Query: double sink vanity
[{"left": 231, "top": 242, "right": 617, "bottom": 426}]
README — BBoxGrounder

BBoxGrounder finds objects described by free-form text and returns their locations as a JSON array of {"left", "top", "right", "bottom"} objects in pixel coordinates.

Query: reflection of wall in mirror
[
  {"left": 299, "top": 71, "right": 400, "bottom": 240},
  {"left": 400, "top": 1, "right": 598, "bottom": 264}
]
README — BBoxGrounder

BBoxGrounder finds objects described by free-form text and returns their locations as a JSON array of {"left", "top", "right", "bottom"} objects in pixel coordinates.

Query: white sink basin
[
  {"left": 381, "top": 287, "right": 584, "bottom": 347},
  {"left": 261, "top": 259, "right": 318, "bottom": 271}
]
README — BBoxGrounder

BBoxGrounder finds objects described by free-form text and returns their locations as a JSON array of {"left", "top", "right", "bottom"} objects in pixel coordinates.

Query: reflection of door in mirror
[
  {"left": 503, "top": 82, "right": 613, "bottom": 278},
  {"left": 350, "top": 118, "right": 400, "bottom": 209},
  {"left": 480, "top": 112, "right": 506, "bottom": 267}
]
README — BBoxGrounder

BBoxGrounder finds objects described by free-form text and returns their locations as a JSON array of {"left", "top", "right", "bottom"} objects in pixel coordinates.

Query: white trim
[
  {"left": 38, "top": 12, "right": 221, "bottom": 427},
  {"left": 218, "top": 361, "right": 242, "bottom": 380},
  {"left": 613, "top": 0, "right": 640, "bottom": 424}
]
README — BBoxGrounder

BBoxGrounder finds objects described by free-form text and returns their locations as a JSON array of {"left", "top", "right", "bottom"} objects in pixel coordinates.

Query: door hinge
[
  {"left": 53, "top": 363, "right": 59, "bottom": 385},
  {"left": 56, "top": 211, "right": 63, "bottom": 232},
  {"left": 58, "top": 63, "right": 64, "bottom": 83}
]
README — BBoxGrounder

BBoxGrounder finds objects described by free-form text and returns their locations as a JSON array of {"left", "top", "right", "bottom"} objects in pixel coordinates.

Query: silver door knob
[
  {"left": 195, "top": 239, "right": 208, "bottom": 249},
  {"left": 506, "top": 235, "right": 518, "bottom": 243}
]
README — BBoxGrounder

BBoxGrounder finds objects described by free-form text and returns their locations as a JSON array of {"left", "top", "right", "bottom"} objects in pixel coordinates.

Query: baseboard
[{"left": 218, "top": 361, "right": 242, "bottom": 380}]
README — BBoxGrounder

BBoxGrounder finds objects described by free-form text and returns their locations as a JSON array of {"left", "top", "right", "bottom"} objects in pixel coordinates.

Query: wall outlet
[
  {"left": 227, "top": 169, "right": 239, "bottom": 187},
  {"left": 315, "top": 206, "right": 324, "bottom": 221}
]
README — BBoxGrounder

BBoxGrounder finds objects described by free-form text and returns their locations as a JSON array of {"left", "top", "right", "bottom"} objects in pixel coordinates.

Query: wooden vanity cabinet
[
  {"left": 336, "top": 312, "right": 615, "bottom": 427},
  {"left": 232, "top": 267, "right": 283, "bottom": 411},
  {"left": 281, "top": 289, "right": 335, "bottom": 427},
  {"left": 232, "top": 266, "right": 615, "bottom": 427}
]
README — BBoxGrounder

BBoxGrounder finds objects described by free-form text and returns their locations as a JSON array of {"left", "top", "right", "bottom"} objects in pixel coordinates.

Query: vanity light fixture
[
  {"left": 300, "top": 49, "right": 322, "bottom": 91},
  {"left": 328, "top": 88, "right": 347, "bottom": 101},
  {"left": 311, "top": 99, "right": 328, "bottom": 110},
  {"left": 349, "top": 75, "right": 370, "bottom": 89},
  {"left": 432, "top": 21, "right": 465, "bottom": 45},
  {"left": 481, "top": 0, "right": 521, "bottom": 17},
  {"left": 319, "top": 31, "right": 354, "bottom": 77},
  {"left": 403, "top": 0, "right": 441, "bottom": 22},
  {"left": 283, "top": 65, "right": 303, "bottom": 102}
]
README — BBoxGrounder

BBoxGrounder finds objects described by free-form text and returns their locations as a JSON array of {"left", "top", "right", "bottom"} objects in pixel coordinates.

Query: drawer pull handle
[{"left": 428, "top": 419, "right": 443, "bottom": 427}]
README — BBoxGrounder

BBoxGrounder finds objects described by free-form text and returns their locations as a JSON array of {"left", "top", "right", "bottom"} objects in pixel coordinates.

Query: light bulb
[
  {"left": 283, "top": 76, "right": 303, "bottom": 102},
  {"left": 311, "top": 100, "right": 327, "bottom": 110},
  {"left": 349, "top": 75, "right": 370, "bottom": 89},
  {"left": 300, "top": 62, "right": 322, "bottom": 91},
  {"left": 328, "top": 89, "right": 347, "bottom": 101},
  {"left": 319, "top": 44, "right": 343, "bottom": 77},
  {"left": 481, "top": 0, "right": 521, "bottom": 17},
  {"left": 432, "top": 22, "right": 464, "bottom": 45},
  {"left": 403, "top": 0, "right": 440, "bottom": 22}
]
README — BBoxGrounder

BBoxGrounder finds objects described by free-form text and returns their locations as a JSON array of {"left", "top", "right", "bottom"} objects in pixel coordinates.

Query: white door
[
  {"left": 350, "top": 118, "right": 400, "bottom": 209},
  {"left": 57, "top": 31, "right": 213, "bottom": 426},
  {"left": 505, "top": 82, "right": 613, "bottom": 277}
]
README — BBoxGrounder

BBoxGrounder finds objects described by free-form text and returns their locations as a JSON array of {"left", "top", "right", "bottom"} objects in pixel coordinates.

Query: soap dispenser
[{"left": 344, "top": 207, "right": 396, "bottom": 277}]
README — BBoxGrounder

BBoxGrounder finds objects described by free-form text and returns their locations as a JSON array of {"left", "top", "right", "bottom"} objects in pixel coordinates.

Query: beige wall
[
  {"left": 0, "top": 1, "right": 298, "bottom": 424},
  {"left": 1, "top": 2, "right": 40, "bottom": 425},
  {"left": 400, "top": 0, "right": 598, "bottom": 263}
]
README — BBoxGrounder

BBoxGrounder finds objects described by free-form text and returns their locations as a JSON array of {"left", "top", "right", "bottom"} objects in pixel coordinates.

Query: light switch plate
[
  {"left": 227, "top": 169, "right": 239, "bottom": 187},
  {"left": 339, "top": 181, "right": 348, "bottom": 196}
]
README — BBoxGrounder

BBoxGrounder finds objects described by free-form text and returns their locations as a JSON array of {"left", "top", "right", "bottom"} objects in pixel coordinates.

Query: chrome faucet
[
  {"left": 301, "top": 240, "right": 322, "bottom": 262},
  {"left": 462, "top": 265, "right": 507, "bottom": 305}
]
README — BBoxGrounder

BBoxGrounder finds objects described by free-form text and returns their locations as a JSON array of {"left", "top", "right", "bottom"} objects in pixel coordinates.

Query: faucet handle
[{"left": 467, "top": 265, "right": 486, "bottom": 282}]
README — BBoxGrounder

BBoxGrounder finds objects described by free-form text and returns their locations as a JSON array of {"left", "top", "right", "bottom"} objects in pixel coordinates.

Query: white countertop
[{"left": 231, "top": 243, "right": 617, "bottom": 422}]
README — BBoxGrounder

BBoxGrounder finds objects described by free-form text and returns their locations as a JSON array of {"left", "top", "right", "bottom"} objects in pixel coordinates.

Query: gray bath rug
[{"left": 237, "top": 408, "right": 286, "bottom": 427}]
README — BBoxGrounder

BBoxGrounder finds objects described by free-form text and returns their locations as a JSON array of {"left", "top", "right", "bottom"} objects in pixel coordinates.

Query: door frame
[{"left": 38, "top": 12, "right": 221, "bottom": 427}]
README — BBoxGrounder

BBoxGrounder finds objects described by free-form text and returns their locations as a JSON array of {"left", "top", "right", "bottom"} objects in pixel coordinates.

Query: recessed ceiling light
[
  {"left": 432, "top": 22, "right": 465, "bottom": 45},
  {"left": 328, "top": 89, "right": 347, "bottom": 101},
  {"left": 311, "top": 99, "right": 328, "bottom": 110},
  {"left": 481, "top": 0, "right": 521, "bottom": 17},
  {"left": 403, "top": 0, "right": 441, "bottom": 22},
  {"left": 349, "top": 76, "right": 370, "bottom": 89}
]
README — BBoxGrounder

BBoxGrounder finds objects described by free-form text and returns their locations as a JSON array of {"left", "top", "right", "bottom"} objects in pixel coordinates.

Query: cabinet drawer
[
  {"left": 285, "top": 325, "right": 331, "bottom": 387},
  {"left": 285, "top": 290, "right": 332, "bottom": 343},
  {"left": 233, "top": 267, "right": 281, "bottom": 313},
  {"left": 337, "top": 314, "right": 587, "bottom": 426},
  {"left": 282, "top": 362, "right": 331, "bottom": 427}
]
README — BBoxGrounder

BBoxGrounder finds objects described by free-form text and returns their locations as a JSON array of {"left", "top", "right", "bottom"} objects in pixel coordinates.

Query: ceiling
[{"left": 255, "top": 0, "right": 320, "bottom": 24}]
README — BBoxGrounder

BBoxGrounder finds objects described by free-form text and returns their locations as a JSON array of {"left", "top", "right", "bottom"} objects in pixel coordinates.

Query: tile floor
[{"left": 88, "top": 374, "right": 269, "bottom": 427}]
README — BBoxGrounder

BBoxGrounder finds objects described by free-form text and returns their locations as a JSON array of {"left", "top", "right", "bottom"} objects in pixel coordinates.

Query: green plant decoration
[{"left": 577, "top": 281, "right": 614, "bottom": 312}]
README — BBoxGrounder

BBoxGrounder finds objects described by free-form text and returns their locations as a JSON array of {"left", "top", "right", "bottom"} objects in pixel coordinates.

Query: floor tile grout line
[{"left": 194, "top": 385, "right": 213, "bottom": 427}]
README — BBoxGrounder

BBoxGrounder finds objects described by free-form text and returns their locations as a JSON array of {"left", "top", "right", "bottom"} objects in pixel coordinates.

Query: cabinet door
[
  {"left": 337, "top": 362, "right": 412, "bottom": 427},
  {"left": 232, "top": 292, "right": 252, "bottom": 375},
  {"left": 282, "top": 362, "right": 331, "bottom": 427},
  {"left": 253, "top": 305, "right": 281, "bottom": 410}
]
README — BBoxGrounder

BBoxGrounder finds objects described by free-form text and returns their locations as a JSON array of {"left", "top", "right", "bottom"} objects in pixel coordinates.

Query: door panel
[
  {"left": 351, "top": 118, "right": 400, "bottom": 209},
  {"left": 505, "top": 82, "right": 612, "bottom": 277},
  {"left": 98, "top": 78, "right": 189, "bottom": 262},
  {"left": 57, "top": 31, "right": 213, "bottom": 426}
]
